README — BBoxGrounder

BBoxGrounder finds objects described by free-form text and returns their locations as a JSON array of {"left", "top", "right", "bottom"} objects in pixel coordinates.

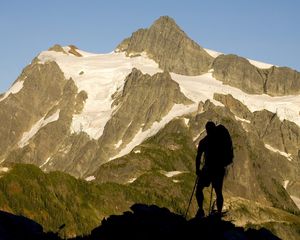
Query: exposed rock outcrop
[
  {"left": 68, "top": 45, "right": 82, "bottom": 57},
  {"left": 0, "top": 61, "right": 67, "bottom": 159},
  {"left": 48, "top": 44, "right": 82, "bottom": 57},
  {"left": 93, "top": 96, "right": 300, "bottom": 214},
  {"left": 213, "top": 93, "right": 252, "bottom": 120},
  {"left": 266, "top": 66, "right": 300, "bottom": 96},
  {"left": 94, "top": 118, "right": 195, "bottom": 184},
  {"left": 188, "top": 102, "right": 299, "bottom": 212},
  {"left": 88, "top": 68, "right": 193, "bottom": 174},
  {"left": 4, "top": 77, "right": 88, "bottom": 169},
  {"left": 0, "top": 58, "right": 95, "bottom": 176},
  {"left": 48, "top": 44, "right": 67, "bottom": 54},
  {"left": 212, "top": 54, "right": 265, "bottom": 94},
  {"left": 117, "top": 16, "right": 213, "bottom": 75},
  {"left": 212, "top": 54, "right": 300, "bottom": 96},
  {"left": 252, "top": 110, "right": 300, "bottom": 158}
]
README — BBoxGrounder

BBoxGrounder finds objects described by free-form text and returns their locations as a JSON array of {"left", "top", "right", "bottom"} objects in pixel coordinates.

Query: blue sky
[{"left": 1, "top": 0, "right": 299, "bottom": 93}]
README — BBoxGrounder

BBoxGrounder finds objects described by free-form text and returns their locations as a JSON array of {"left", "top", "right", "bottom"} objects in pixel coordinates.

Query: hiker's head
[{"left": 205, "top": 121, "right": 216, "bottom": 136}]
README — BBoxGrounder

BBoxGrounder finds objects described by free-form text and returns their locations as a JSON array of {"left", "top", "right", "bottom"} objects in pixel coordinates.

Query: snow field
[{"left": 37, "top": 47, "right": 300, "bottom": 161}]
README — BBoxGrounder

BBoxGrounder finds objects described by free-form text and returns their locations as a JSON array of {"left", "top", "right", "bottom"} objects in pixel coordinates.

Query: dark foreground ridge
[{"left": 0, "top": 204, "right": 281, "bottom": 240}]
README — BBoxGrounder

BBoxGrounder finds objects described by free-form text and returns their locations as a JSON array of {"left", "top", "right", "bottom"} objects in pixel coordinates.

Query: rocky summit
[
  {"left": 0, "top": 16, "right": 299, "bottom": 239},
  {"left": 117, "top": 16, "right": 214, "bottom": 75}
]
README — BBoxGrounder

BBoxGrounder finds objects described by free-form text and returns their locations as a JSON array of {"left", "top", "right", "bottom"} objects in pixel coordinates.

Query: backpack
[{"left": 215, "top": 124, "right": 234, "bottom": 167}]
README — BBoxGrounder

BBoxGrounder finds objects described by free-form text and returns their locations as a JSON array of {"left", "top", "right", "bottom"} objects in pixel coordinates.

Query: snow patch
[
  {"left": 283, "top": 180, "right": 289, "bottom": 189},
  {"left": 114, "top": 140, "right": 123, "bottom": 148},
  {"left": 236, "top": 120, "right": 250, "bottom": 132},
  {"left": 40, "top": 157, "right": 51, "bottom": 168},
  {"left": 127, "top": 121, "right": 133, "bottom": 127},
  {"left": 134, "top": 149, "right": 141, "bottom": 154},
  {"left": 127, "top": 177, "right": 137, "bottom": 183},
  {"left": 0, "top": 167, "right": 9, "bottom": 173},
  {"left": 58, "top": 144, "right": 72, "bottom": 154},
  {"left": 235, "top": 116, "right": 251, "bottom": 123},
  {"left": 291, "top": 195, "right": 300, "bottom": 210},
  {"left": 193, "top": 129, "right": 206, "bottom": 142},
  {"left": 264, "top": 144, "right": 292, "bottom": 161},
  {"left": 183, "top": 118, "right": 189, "bottom": 126},
  {"left": 248, "top": 59, "right": 273, "bottom": 69},
  {"left": 85, "top": 176, "right": 96, "bottom": 181},
  {"left": 18, "top": 110, "right": 60, "bottom": 148},
  {"left": 0, "top": 81, "right": 24, "bottom": 102},
  {"left": 173, "top": 179, "right": 181, "bottom": 183},
  {"left": 193, "top": 134, "right": 200, "bottom": 142},
  {"left": 109, "top": 104, "right": 197, "bottom": 161},
  {"left": 171, "top": 72, "right": 300, "bottom": 128},
  {"left": 204, "top": 48, "right": 222, "bottom": 58},
  {"left": 162, "top": 171, "right": 184, "bottom": 178},
  {"left": 38, "top": 50, "right": 162, "bottom": 139},
  {"left": 73, "top": 49, "right": 99, "bottom": 57},
  {"left": 204, "top": 48, "right": 273, "bottom": 69}
]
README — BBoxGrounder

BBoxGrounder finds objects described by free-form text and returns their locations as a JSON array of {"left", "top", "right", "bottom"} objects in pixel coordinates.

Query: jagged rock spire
[{"left": 117, "top": 16, "right": 213, "bottom": 75}]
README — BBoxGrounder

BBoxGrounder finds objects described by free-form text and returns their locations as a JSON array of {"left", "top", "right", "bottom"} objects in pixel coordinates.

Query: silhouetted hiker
[{"left": 195, "top": 121, "right": 233, "bottom": 218}]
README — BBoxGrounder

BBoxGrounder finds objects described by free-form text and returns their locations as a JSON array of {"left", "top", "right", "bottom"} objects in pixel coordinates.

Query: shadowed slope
[
  {"left": 77, "top": 204, "right": 281, "bottom": 240},
  {"left": 0, "top": 210, "right": 60, "bottom": 240}
]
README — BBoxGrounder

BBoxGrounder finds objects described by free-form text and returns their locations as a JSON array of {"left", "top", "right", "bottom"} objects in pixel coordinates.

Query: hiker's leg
[
  {"left": 195, "top": 168, "right": 210, "bottom": 217},
  {"left": 215, "top": 186, "right": 223, "bottom": 214},
  {"left": 196, "top": 182, "right": 205, "bottom": 212},
  {"left": 213, "top": 169, "right": 225, "bottom": 214}
]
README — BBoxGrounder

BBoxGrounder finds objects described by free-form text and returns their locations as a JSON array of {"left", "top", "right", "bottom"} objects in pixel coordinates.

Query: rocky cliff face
[
  {"left": 93, "top": 95, "right": 300, "bottom": 213},
  {"left": 212, "top": 54, "right": 265, "bottom": 94},
  {"left": 119, "top": 16, "right": 300, "bottom": 96},
  {"left": 92, "top": 96, "right": 300, "bottom": 237},
  {"left": 212, "top": 94, "right": 300, "bottom": 211},
  {"left": 89, "top": 68, "right": 193, "bottom": 175},
  {"left": 0, "top": 60, "right": 70, "bottom": 161},
  {"left": 213, "top": 93, "right": 252, "bottom": 120},
  {"left": 10, "top": 67, "right": 193, "bottom": 178},
  {"left": 252, "top": 110, "right": 300, "bottom": 157},
  {"left": 0, "top": 52, "right": 93, "bottom": 174},
  {"left": 212, "top": 54, "right": 300, "bottom": 96},
  {"left": 223, "top": 107, "right": 297, "bottom": 210},
  {"left": 117, "top": 16, "right": 213, "bottom": 75},
  {"left": 266, "top": 66, "right": 300, "bottom": 96}
]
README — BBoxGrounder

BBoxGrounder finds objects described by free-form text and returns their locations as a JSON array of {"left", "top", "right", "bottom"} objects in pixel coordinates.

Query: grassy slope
[
  {"left": 0, "top": 163, "right": 199, "bottom": 238},
  {"left": 0, "top": 164, "right": 141, "bottom": 237}
]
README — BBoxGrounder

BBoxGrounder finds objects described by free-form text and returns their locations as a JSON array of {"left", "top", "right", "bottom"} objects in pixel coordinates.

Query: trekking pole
[
  {"left": 184, "top": 176, "right": 199, "bottom": 219},
  {"left": 208, "top": 184, "right": 213, "bottom": 215}
]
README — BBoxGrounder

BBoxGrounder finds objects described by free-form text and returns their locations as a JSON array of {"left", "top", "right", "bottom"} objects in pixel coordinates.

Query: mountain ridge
[
  {"left": 0, "top": 15, "right": 299, "bottom": 239},
  {"left": 0, "top": 202, "right": 287, "bottom": 240}
]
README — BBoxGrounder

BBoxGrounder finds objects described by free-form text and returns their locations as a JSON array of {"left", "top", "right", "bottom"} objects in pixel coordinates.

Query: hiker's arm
[{"left": 196, "top": 142, "right": 204, "bottom": 176}]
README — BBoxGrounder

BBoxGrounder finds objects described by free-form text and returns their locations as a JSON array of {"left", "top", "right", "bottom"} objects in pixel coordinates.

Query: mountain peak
[
  {"left": 154, "top": 15, "right": 176, "bottom": 24},
  {"left": 150, "top": 16, "right": 182, "bottom": 31},
  {"left": 117, "top": 16, "right": 213, "bottom": 75}
]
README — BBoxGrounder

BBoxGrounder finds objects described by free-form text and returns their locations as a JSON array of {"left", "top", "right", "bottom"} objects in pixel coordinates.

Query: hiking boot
[
  {"left": 210, "top": 210, "right": 226, "bottom": 218},
  {"left": 195, "top": 209, "right": 205, "bottom": 219},
  {"left": 214, "top": 211, "right": 222, "bottom": 219}
]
